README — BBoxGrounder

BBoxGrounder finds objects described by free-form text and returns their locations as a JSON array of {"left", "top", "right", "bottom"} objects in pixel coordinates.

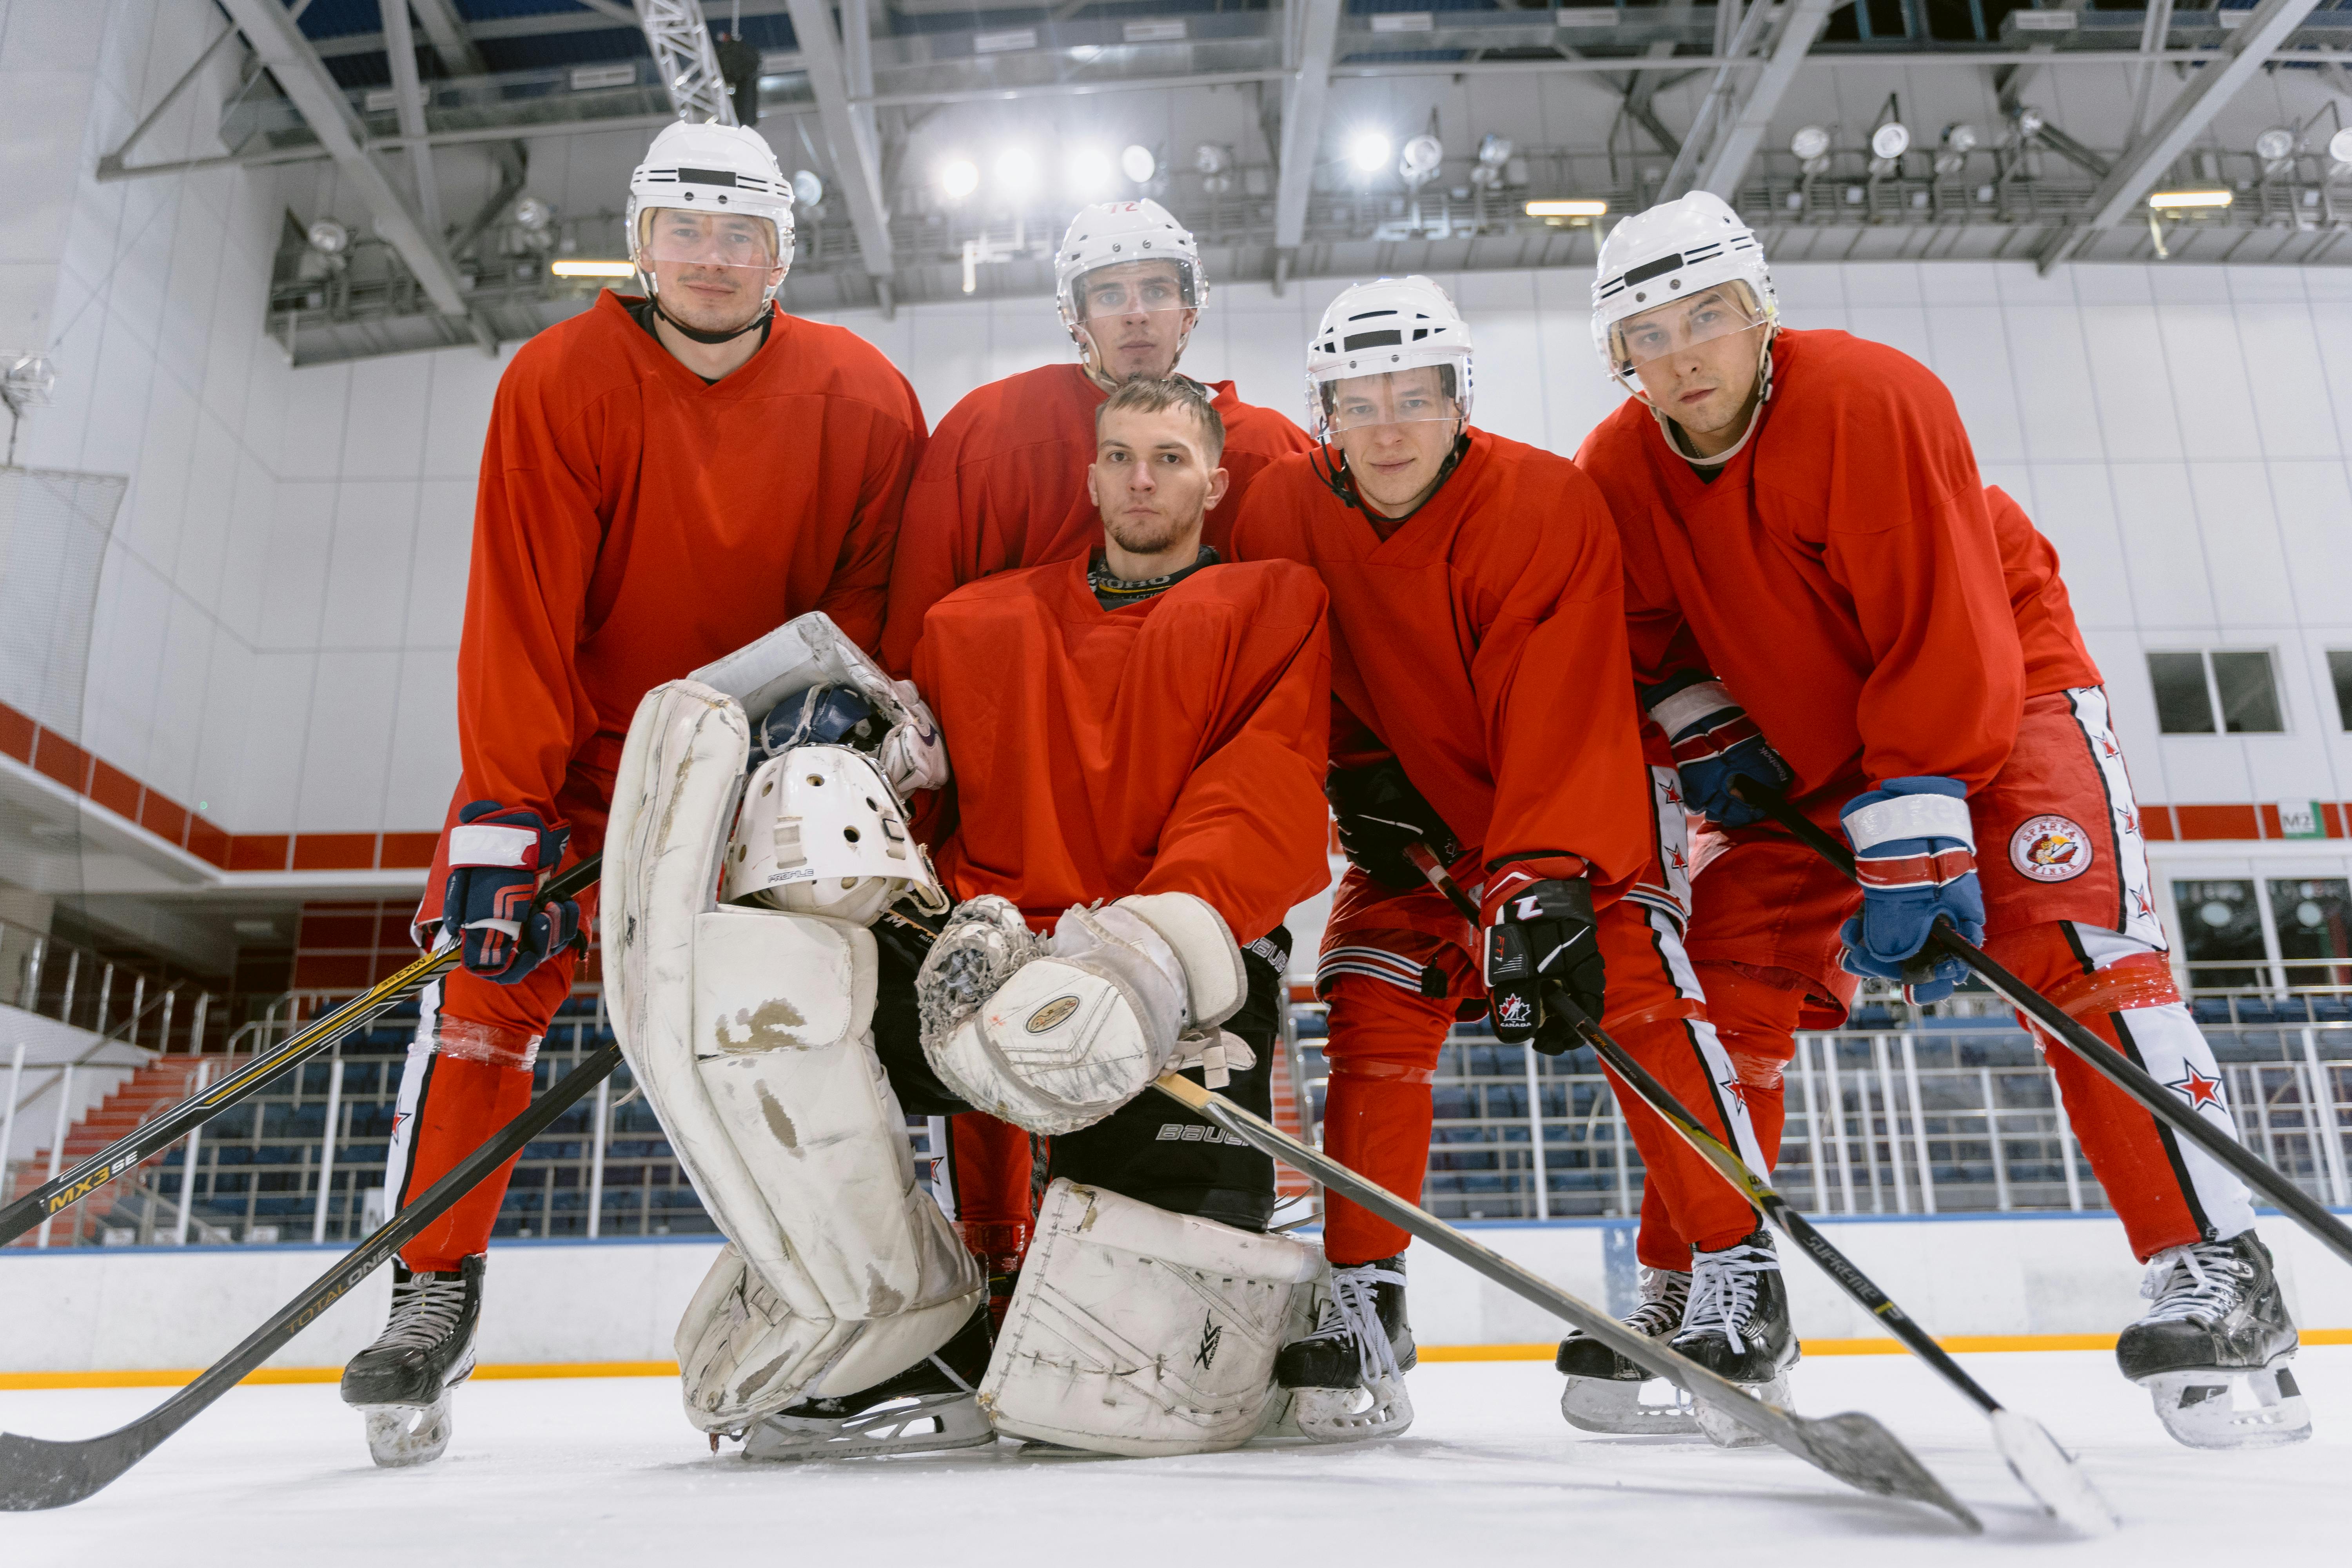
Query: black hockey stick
[
  {"left": 0, "top": 855, "right": 603, "bottom": 1249},
  {"left": 0, "top": 1040, "right": 622, "bottom": 1511},
  {"left": 1742, "top": 788, "right": 2352, "bottom": 1273},
  {"left": 1149, "top": 1070, "right": 1979, "bottom": 1532},
  {"left": 1402, "top": 842, "right": 2113, "bottom": 1532}
]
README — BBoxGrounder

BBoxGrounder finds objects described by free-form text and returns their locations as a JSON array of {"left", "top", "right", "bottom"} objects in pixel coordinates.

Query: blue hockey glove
[
  {"left": 1642, "top": 673, "right": 1791, "bottom": 829},
  {"left": 442, "top": 801, "right": 580, "bottom": 985},
  {"left": 1836, "top": 777, "right": 1984, "bottom": 1004}
]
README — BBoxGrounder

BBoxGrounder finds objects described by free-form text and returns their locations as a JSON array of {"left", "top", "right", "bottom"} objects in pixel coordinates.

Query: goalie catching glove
[
  {"left": 1481, "top": 860, "right": 1604, "bottom": 1055},
  {"left": 441, "top": 802, "right": 580, "bottom": 983},
  {"left": 917, "top": 892, "right": 1248, "bottom": 1136}
]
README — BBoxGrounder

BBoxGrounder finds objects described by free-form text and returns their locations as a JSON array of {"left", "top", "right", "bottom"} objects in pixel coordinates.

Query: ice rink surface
[{"left": 4, "top": 1348, "right": 2347, "bottom": 1565}]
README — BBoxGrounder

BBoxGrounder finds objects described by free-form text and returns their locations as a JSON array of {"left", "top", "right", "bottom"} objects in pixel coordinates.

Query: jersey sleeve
[
  {"left": 452, "top": 361, "right": 611, "bottom": 828},
  {"left": 1813, "top": 368, "right": 2024, "bottom": 791},
  {"left": 814, "top": 372, "right": 925, "bottom": 659},
  {"left": 1471, "top": 476, "right": 1651, "bottom": 899},
  {"left": 1138, "top": 579, "right": 1335, "bottom": 944}
]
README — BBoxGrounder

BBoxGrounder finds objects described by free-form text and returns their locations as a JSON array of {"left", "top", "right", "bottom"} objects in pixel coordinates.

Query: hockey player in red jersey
[
  {"left": 1234, "top": 278, "right": 1773, "bottom": 1439},
  {"left": 1577, "top": 191, "right": 2304, "bottom": 1450},
  {"left": 337, "top": 120, "right": 929, "bottom": 1467},
  {"left": 879, "top": 198, "right": 1310, "bottom": 1306}
]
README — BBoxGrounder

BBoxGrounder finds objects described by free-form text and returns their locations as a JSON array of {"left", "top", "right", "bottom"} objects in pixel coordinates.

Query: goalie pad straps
[{"left": 980, "top": 1179, "right": 1322, "bottom": 1455}]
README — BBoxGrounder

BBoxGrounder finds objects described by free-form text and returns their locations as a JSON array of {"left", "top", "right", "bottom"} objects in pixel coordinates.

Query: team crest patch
[
  {"left": 2010, "top": 815, "right": 2093, "bottom": 882},
  {"left": 1025, "top": 995, "right": 1081, "bottom": 1033},
  {"left": 1493, "top": 993, "right": 1536, "bottom": 1031}
]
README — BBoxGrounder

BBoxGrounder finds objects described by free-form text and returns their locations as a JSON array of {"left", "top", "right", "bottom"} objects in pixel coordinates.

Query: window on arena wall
[
  {"left": 2270, "top": 878, "right": 2352, "bottom": 989},
  {"left": 2171, "top": 878, "right": 2268, "bottom": 989},
  {"left": 2147, "top": 650, "right": 2286, "bottom": 735},
  {"left": 2328, "top": 651, "right": 2352, "bottom": 730}
]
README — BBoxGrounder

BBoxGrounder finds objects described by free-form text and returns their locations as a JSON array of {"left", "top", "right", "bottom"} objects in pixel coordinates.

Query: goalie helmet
[
  {"left": 1590, "top": 192, "right": 1776, "bottom": 392},
  {"left": 722, "top": 746, "right": 938, "bottom": 925},
  {"left": 1304, "top": 276, "right": 1475, "bottom": 443},
  {"left": 626, "top": 120, "right": 797, "bottom": 304},
  {"left": 1054, "top": 200, "right": 1205, "bottom": 365}
]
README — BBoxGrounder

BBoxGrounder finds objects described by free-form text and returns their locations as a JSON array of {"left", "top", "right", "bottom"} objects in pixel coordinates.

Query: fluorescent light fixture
[
  {"left": 1524, "top": 198, "right": 1608, "bottom": 218},
  {"left": 2146, "top": 189, "right": 2232, "bottom": 210},
  {"left": 1121, "top": 143, "right": 1157, "bottom": 183},
  {"left": 551, "top": 259, "right": 635, "bottom": 277}
]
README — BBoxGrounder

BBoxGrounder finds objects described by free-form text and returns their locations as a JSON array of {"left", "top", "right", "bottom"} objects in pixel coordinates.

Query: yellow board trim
[{"left": 9, "top": 1333, "right": 2347, "bottom": 1389}]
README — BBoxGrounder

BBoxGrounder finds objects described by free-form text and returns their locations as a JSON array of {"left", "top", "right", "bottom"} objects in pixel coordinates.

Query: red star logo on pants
[{"left": 2166, "top": 1065, "right": 2226, "bottom": 1111}]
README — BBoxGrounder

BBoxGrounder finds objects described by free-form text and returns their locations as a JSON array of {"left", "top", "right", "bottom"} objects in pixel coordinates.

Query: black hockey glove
[
  {"left": 1327, "top": 760, "right": 1461, "bottom": 891},
  {"left": 1482, "top": 875, "right": 1605, "bottom": 1057}
]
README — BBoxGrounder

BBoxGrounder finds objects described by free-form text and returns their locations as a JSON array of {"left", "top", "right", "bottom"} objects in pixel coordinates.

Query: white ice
[{"left": 4, "top": 1349, "right": 2347, "bottom": 1565}]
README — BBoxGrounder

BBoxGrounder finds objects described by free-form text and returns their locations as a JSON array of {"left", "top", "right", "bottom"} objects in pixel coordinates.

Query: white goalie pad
[
  {"left": 603, "top": 680, "right": 983, "bottom": 1433},
  {"left": 720, "top": 745, "right": 941, "bottom": 926},
  {"left": 691, "top": 610, "right": 933, "bottom": 739},
  {"left": 980, "top": 1179, "right": 1321, "bottom": 1455}
]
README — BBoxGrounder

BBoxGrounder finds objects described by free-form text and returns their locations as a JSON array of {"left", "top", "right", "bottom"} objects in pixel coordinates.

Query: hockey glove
[
  {"left": 441, "top": 801, "right": 581, "bottom": 985},
  {"left": 877, "top": 679, "right": 950, "bottom": 795},
  {"left": 1836, "top": 776, "right": 1984, "bottom": 1004},
  {"left": 1481, "top": 862, "right": 1604, "bottom": 1056},
  {"left": 1642, "top": 673, "right": 1791, "bottom": 830},
  {"left": 1327, "top": 759, "right": 1461, "bottom": 891}
]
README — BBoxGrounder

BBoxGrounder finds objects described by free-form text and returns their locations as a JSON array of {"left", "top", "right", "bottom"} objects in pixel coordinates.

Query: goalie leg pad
[
  {"left": 979, "top": 1179, "right": 1321, "bottom": 1456},
  {"left": 604, "top": 681, "right": 982, "bottom": 1432}
]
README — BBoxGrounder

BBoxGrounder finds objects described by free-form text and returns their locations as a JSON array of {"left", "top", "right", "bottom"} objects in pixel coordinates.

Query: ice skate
[
  {"left": 2117, "top": 1231, "right": 2309, "bottom": 1450},
  {"left": 1555, "top": 1265, "right": 1698, "bottom": 1434},
  {"left": 340, "top": 1254, "right": 484, "bottom": 1469},
  {"left": 1274, "top": 1255, "right": 1416, "bottom": 1442},
  {"left": 1668, "top": 1228, "right": 1796, "bottom": 1448},
  {"left": 740, "top": 1305, "right": 997, "bottom": 1461}
]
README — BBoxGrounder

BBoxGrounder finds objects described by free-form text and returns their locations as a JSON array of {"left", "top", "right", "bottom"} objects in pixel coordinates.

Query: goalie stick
[
  {"left": 1402, "top": 842, "right": 2115, "bottom": 1534},
  {"left": 1149, "top": 1070, "right": 1980, "bottom": 1532},
  {"left": 0, "top": 1041, "right": 623, "bottom": 1511},
  {"left": 1742, "top": 787, "right": 2352, "bottom": 1275},
  {"left": 0, "top": 855, "right": 603, "bottom": 1249}
]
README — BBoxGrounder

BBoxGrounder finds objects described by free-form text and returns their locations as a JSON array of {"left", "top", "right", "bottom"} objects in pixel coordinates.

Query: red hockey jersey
[
  {"left": 1579, "top": 328, "right": 2026, "bottom": 796},
  {"left": 449, "top": 290, "right": 925, "bottom": 839},
  {"left": 913, "top": 556, "right": 1332, "bottom": 944},
  {"left": 1987, "top": 484, "right": 2103, "bottom": 696},
  {"left": 1231, "top": 430, "right": 1651, "bottom": 896},
  {"left": 880, "top": 362, "right": 1311, "bottom": 673}
]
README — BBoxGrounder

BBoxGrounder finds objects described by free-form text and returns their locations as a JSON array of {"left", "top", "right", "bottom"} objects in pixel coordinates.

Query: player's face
[
  {"left": 1076, "top": 261, "right": 1197, "bottom": 383},
  {"left": 641, "top": 209, "right": 784, "bottom": 332},
  {"left": 1087, "top": 404, "right": 1229, "bottom": 557},
  {"left": 1623, "top": 287, "right": 1770, "bottom": 448},
  {"left": 1329, "top": 366, "right": 1462, "bottom": 516}
]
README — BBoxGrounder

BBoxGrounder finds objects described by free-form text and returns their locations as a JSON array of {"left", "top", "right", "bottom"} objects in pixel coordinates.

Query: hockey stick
[
  {"left": 0, "top": 1040, "right": 623, "bottom": 1511},
  {"left": 1401, "top": 843, "right": 2114, "bottom": 1533},
  {"left": 0, "top": 855, "right": 603, "bottom": 1249},
  {"left": 1149, "top": 1070, "right": 1980, "bottom": 1532},
  {"left": 1742, "top": 788, "right": 2352, "bottom": 1274}
]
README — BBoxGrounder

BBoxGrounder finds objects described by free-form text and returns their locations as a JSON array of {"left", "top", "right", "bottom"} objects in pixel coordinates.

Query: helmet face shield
[
  {"left": 1073, "top": 259, "right": 1198, "bottom": 320},
  {"left": 638, "top": 207, "right": 783, "bottom": 274},
  {"left": 1608, "top": 281, "right": 1769, "bottom": 374},
  {"left": 1319, "top": 367, "right": 1462, "bottom": 434}
]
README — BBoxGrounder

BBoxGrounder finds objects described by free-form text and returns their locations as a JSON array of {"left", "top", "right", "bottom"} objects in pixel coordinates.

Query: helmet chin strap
[
  {"left": 1639, "top": 327, "right": 1776, "bottom": 467},
  {"left": 640, "top": 258, "right": 779, "bottom": 345}
]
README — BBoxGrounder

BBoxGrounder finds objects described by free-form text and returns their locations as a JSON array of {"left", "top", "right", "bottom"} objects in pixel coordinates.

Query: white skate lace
[
  {"left": 2138, "top": 1241, "right": 2252, "bottom": 1325},
  {"left": 1626, "top": 1267, "right": 1691, "bottom": 1339},
  {"left": 364, "top": 1272, "right": 470, "bottom": 1355},
  {"left": 1679, "top": 1241, "right": 1777, "bottom": 1349},
  {"left": 1303, "top": 1264, "right": 1407, "bottom": 1384}
]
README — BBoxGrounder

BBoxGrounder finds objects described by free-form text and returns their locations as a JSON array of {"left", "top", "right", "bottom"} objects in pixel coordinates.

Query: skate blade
[
  {"left": 1287, "top": 1376, "right": 1415, "bottom": 1443},
  {"left": 741, "top": 1391, "right": 997, "bottom": 1461},
  {"left": 1695, "top": 1372, "right": 1790, "bottom": 1449},
  {"left": 360, "top": 1397, "right": 452, "bottom": 1469},
  {"left": 1559, "top": 1374, "right": 1699, "bottom": 1436},
  {"left": 1986, "top": 1407, "right": 2117, "bottom": 1535},
  {"left": 2140, "top": 1359, "right": 2313, "bottom": 1451}
]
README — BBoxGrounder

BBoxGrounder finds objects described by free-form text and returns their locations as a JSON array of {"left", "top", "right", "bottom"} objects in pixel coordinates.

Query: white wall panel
[
  {"left": 2158, "top": 305, "right": 2267, "bottom": 463},
  {"left": 295, "top": 650, "right": 401, "bottom": 835},
  {"left": 1999, "top": 306, "right": 2108, "bottom": 464},
  {"left": 2185, "top": 463, "right": 2296, "bottom": 631},
  {"left": 2017, "top": 464, "right": 2135, "bottom": 630},
  {"left": 318, "top": 482, "right": 419, "bottom": 652},
  {"left": 1922, "top": 305, "right": 2025, "bottom": 465},
  {"left": 2230, "top": 301, "right": 2341, "bottom": 463},
  {"left": 339, "top": 354, "right": 433, "bottom": 481},
  {"left": 2107, "top": 464, "right": 2216, "bottom": 630},
  {"left": 2080, "top": 307, "right": 2184, "bottom": 465}
]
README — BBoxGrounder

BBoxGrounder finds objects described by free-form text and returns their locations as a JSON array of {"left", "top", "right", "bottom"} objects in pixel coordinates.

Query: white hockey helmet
[
  {"left": 722, "top": 746, "right": 940, "bottom": 927},
  {"left": 626, "top": 120, "right": 797, "bottom": 301},
  {"left": 1591, "top": 192, "right": 1776, "bottom": 391},
  {"left": 1054, "top": 201, "right": 1205, "bottom": 357},
  {"left": 1304, "top": 275, "right": 1475, "bottom": 443}
]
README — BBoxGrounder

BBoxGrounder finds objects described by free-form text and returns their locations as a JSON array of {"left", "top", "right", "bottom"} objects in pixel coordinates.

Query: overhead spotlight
[
  {"left": 1195, "top": 143, "right": 1233, "bottom": 176},
  {"left": 2012, "top": 105, "right": 2045, "bottom": 139},
  {"left": 1348, "top": 130, "right": 1392, "bottom": 175},
  {"left": 1472, "top": 134, "right": 1514, "bottom": 189},
  {"left": 995, "top": 148, "right": 1040, "bottom": 196},
  {"left": 2, "top": 351, "right": 56, "bottom": 412},
  {"left": 792, "top": 170, "right": 824, "bottom": 208},
  {"left": 1789, "top": 125, "right": 1831, "bottom": 162},
  {"left": 1067, "top": 147, "right": 1114, "bottom": 194},
  {"left": 2147, "top": 189, "right": 2233, "bottom": 210},
  {"left": 1399, "top": 134, "right": 1444, "bottom": 189},
  {"left": 306, "top": 217, "right": 350, "bottom": 256},
  {"left": 2331, "top": 127, "right": 2352, "bottom": 167},
  {"left": 1120, "top": 143, "right": 1157, "bottom": 184},
  {"left": 1869, "top": 122, "right": 1911, "bottom": 161},
  {"left": 940, "top": 158, "right": 979, "bottom": 200},
  {"left": 513, "top": 197, "right": 554, "bottom": 232},
  {"left": 1942, "top": 123, "right": 1980, "bottom": 155},
  {"left": 2256, "top": 126, "right": 2297, "bottom": 164}
]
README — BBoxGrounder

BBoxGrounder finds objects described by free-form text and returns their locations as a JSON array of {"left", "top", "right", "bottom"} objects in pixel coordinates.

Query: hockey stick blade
[
  {"left": 1742, "top": 788, "right": 2352, "bottom": 1274},
  {"left": 0, "top": 1042, "right": 621, "bottom": 1511},
  {"left": 0, "top": 855, "right": 601, "bottom": 1248},
  {"left": 1151, "top": 1072, "right": 1980, "bottom": 1533},
  {"left": 1987, "top": 1408, "right": 2118, "bottom": 1536}
]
